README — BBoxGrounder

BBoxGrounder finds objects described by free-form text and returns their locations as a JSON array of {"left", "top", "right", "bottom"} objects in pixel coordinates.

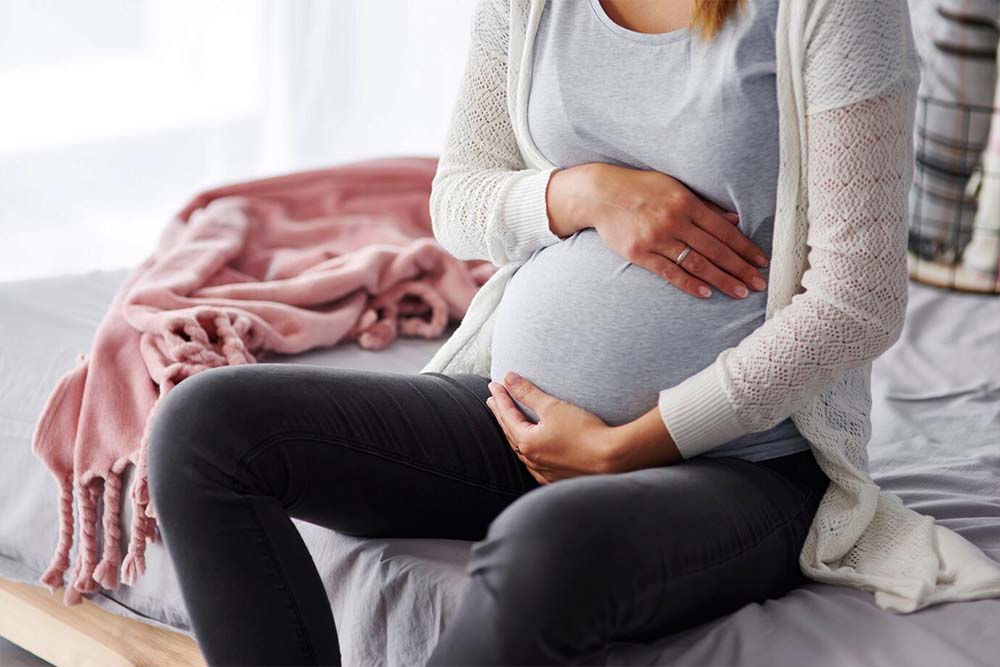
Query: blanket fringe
[
  {"left": 39, "top": 335, "right": 250, "bottom": 602},
  {"left": 42, "top": 304, "right": 375, "bottom": 599},
  {"left": 72, "top": 482, "right": 102, "bottom": 594},
  {"left": 121, "top": 498, "right": 152, "bottom": 586},
  {"left": 37, "top": 464, "right": 98, "bottom": 607},
  {"left": 62, "top": 542, "right": 84, "bottom": 606},
  {"left": 92, "top": 458, "right": 129, "bottom": 589},
  {"left": 121, "top": 396, "right": 161, "bottom": 586},
  {"left": 39, "top": 472, "right": 74, "bottom": 591},
  {"left": 40, "top": 436, "right": 161, "bottom": 600}
]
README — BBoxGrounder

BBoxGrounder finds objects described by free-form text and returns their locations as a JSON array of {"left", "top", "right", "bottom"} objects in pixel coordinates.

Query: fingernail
[
  {"left": 486, "top": 397, "right": 494, "bottom": 407},
  {"left": 488, "top": 381, "right": 500, "bottom": 392},
  {"left": 751, "top": 276, "right": 767, "bottom": 290},
  {"left": 734, "top": 285, "right": 749, "bottom": 298},
  {"left": 504, "top": 371, "right": 521, "bottom": 385},
  {"left": 698, "top": 286, "right": 712, "bottom": 298},
  {"left": 756, "top": 255, "right": 769, "bottom": 267}
]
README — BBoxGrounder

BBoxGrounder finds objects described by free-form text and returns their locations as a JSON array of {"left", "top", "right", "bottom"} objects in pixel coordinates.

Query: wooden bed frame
[{"left": 0, "top": 577, "right": 204, "bottom": 666}]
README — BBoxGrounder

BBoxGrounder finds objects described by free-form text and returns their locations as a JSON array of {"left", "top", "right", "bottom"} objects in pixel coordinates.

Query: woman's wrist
[
  {"left": 545, "top": 162, "right": 612, "bottom": 238},
  {"left": 606, "top": 406, "right": 683, "bottom": 472}
]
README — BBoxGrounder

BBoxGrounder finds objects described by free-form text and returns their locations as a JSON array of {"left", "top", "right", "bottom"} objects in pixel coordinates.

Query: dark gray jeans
[{"left": 146, "top": 363, "right": 829, "bottom": 666}]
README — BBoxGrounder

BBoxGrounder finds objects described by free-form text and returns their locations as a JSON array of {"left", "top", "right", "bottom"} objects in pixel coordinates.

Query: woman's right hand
[{"left": 545, "top": 162, "right": 770, "bottom": 299}]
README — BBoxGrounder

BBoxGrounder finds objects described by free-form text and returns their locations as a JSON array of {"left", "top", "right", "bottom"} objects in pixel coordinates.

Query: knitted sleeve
[
  {"left": 655, "top": 0, "right": 921, "bottom": 457},
  {"left": 429, "top": 0, "right": 562, "bottom": 266}
]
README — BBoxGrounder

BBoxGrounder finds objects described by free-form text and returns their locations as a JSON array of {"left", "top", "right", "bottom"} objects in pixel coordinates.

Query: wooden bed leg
[{"left": 0, "top": 577, "right": 205, "bottom": 667}]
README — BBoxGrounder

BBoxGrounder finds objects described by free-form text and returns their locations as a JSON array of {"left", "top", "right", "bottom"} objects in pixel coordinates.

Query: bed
[{"left": 2, "top": 268, "right": 999, "bottom": 666}]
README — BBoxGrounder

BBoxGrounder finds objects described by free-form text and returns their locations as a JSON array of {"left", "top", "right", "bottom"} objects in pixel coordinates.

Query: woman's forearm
[
  {"left": 545, "top": 161, "right": 656, "bottom": 237},
  {"left": 545, "top": 163, "right": 610, "bottom": 238},
  {"left": 608, "top": 406, "right": 683, "bottom": 471}
]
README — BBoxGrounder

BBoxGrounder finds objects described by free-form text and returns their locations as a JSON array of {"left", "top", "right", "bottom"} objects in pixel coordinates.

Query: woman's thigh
[
  {"left": 147, "top": 363, "right": 541, "bottom": 540},
  {"left": 430, "top": 450, "right": 828, "bottom": 664}
]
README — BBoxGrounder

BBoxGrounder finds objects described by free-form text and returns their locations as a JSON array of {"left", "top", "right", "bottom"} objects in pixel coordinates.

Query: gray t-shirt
[{"left": 490, "top": 0, "right": 810, "bottom": 461}]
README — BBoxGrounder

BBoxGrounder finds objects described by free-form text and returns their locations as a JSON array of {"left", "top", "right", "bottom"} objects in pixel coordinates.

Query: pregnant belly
[{"left": 489, "top": 229, "right": 768, "bottom": 426}]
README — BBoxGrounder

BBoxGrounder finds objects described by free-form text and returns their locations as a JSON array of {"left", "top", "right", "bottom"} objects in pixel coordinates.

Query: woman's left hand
[{"left": 486, "top": 371, "right": 622, "bottom": 484}]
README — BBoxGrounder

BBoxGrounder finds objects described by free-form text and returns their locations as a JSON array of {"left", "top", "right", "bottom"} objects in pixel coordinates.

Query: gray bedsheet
[{"left": 1, "top": 269, "right": 998, "bottom": 666}]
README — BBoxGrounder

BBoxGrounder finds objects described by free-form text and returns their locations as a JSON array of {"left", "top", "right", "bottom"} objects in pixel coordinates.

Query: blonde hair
[{"left": 692, "top": 0, "right": 745, "bottom": 40}]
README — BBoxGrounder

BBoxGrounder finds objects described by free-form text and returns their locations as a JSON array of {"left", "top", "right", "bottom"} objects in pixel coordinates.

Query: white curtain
[{"left": 0, "top": 0, "right": 475, "bottom": 281}]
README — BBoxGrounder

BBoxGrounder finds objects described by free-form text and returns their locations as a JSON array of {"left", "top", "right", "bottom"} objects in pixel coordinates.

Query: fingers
[
  {"left": 675, "top": 246, "right": 752, "bottom": 299},
  {"left": 674, "top": 225, "right": 768, "bottom": 297},
  {"left": 488, "top": 381, "right": 534, "bottom": 443},
  {"left": 500, "top": 372, "right": 558, "bottom": 416},
  {"left": 487, "top": 396, "right": 520, "bottom": 450},
  {"left": 700, "top": 197, "right": 742, "bottom": 226},
  {"left": 691, "top": 200, "right": 769, "bottom": 268},
  {"left": 639, "top": 234, "right": 765, "bottom": 300},
  {"left": 639, "top": 251, "right": 713, "bottom": 299},
  {"left": 486, "top": 394, "right": 550, "bottom": 485}
]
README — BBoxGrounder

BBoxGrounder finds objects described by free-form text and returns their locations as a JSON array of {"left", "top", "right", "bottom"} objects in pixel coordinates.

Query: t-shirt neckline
[{"left": 587, "top": 0, "right": 692, "bottom": 45}]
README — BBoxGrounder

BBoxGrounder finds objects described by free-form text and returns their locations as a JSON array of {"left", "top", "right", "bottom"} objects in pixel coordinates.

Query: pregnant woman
[{"left": 146, "top": 0, "right": 935, "bottom": 665}]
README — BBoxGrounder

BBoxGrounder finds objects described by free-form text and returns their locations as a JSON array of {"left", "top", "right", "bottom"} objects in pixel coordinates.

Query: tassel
[
  {"left": 120, "top": 513, "right": 149, "bottom": 586},
  {"left": 39, "top": 472, "right": 75, "bottom": 591},
  {"left": 62, "top": 551, "right": 84, "bottom": 606},
  {"left": 359, "top": 319, "right": 397, "bottom": 350},
  {"left": 92, "top": 458, "right": 128, "bottom": 589},
  {"left": 72, "top": 482, "right": 101, "bottom": 593},
  {"left": 215, "top": 312, "right": 254, "bottom": 365},
  {"left": 121, "top": 423, "right": 155, "bottom": 586}
]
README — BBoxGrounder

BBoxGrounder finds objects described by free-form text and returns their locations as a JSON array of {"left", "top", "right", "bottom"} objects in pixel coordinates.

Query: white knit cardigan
[{"left": 420, "top": 0, "right": 1000, "bottom": 612}]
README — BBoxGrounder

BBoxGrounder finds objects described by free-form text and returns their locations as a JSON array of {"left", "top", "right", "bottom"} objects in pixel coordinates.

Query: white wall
[{"left": 0, "top": 0, "right": 476, "bottom": 281}]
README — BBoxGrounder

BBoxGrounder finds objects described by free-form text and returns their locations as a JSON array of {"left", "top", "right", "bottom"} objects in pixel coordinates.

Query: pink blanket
[{"left": 30, "top": 156, "right": 495, "bottom": 606}]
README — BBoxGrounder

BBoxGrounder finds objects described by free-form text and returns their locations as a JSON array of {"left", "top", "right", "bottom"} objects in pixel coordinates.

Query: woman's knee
[
  {"left": 147, "top": 366, "right": 259, "bottom": 509},
  {"left": 467, "top": 479, "right": 619, "bottom": 618}
]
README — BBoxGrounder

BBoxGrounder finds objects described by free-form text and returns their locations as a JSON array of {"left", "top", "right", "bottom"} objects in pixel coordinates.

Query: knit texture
[{"left": 420, "top": 0, "right": 1000, "bottom": 612}]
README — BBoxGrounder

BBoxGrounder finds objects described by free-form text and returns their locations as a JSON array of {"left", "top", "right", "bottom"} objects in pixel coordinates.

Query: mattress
[{"left": 1, "top": 269, "right": 998, "bottom": 666}]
